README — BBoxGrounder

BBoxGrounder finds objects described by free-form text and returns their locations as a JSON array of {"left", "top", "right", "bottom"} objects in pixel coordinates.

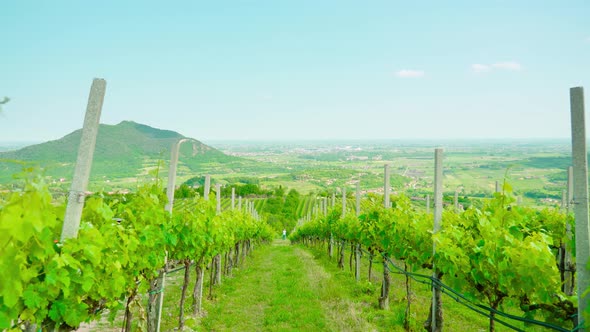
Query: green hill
[{"left": 0, "top": 121, "right": 242, "bottom": 185}]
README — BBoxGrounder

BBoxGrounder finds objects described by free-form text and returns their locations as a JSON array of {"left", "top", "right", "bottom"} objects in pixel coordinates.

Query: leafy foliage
[
  {"left": 290, "top": 184, "right": 574, "bottom": 328},
  {"left": 0, "top": 169, "right": 274, "bottom": 330}
]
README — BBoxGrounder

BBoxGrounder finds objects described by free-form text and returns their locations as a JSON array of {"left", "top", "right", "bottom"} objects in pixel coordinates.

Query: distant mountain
[{"left": 0, "top": 121, "right": 241, "bottom": 184}]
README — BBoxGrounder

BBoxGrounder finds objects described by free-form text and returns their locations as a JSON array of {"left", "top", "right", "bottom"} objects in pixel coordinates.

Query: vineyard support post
[
  {"left": 426, "top": 194, "right": 430, "bottom": 214},
  {"left": 204, "top": 175, "right": 211, "bottom": 200},
  {"left": 165, "top": 138, "right": 198, "bottom": 212},
  {"left": 384, "top": 163, "right": 390, "bottom": 208},
  {"left": 61, "top": 78, "right": 106, "bottom": 240},
  {"left": 152, "top": 137, "right": 198, "bottom": 332},
  {"left": 495, "top": 180, "right": 500, "bottom": 193},
  {"left": 214, "top": 184, "right": 222, "bottom": 285},
  {"left": 329, "top": 191, "right": 335, "bottom": 258},
  {"left": 432, "top": 148, "right": 443, "bottom": 331},
  {"left": 568, "top": 166, "right": 574, "bottom": 213},
  {"left": 565, "top": 166, "right": 574, "bottom": 295},
  {"left": 231, "top": 187, "right": 235, "bottom": 210},
  {"left": 570, "top": 87, "right": 590, "bottom": 329}
]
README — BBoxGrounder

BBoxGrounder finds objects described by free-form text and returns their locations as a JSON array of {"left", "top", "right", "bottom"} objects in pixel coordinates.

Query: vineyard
[
  {"left": 290, "top": 185, "right": 576, "bottom": 331},
  {"left": 0, "top": 169, "right": 274, "bottom": 331},
  {"left": 1, "top": 80, "right": 589, "bottom": 332},
  {"left": 0, "top": 166, "right": 582, "bottom": 331}
]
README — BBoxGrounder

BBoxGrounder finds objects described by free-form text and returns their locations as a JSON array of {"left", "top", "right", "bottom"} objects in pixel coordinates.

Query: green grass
[
  {"left": 301, "top": 243, "right": 572, "bottom": 332},
  {"left": 79, "top": 238, "right": 568, "bottom": 331},
  {"left": 301, "top": 244, "right": 493, "bottom": 331},
  {"left": 200, "top": 240, "right": 376, "bottom": 331},
  {"left": 175, "top": 241, "right": 505, "bottom": 331}
]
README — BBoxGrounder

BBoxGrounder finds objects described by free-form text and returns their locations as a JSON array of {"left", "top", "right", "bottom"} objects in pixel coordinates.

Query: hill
[{"left": 0, "top": 121, "right": 243, "bottom": 186}]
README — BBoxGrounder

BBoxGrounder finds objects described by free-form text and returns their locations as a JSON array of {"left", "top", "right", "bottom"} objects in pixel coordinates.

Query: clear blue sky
[{"left": 1, "top": 1, "right": 589, "bottom": 141}]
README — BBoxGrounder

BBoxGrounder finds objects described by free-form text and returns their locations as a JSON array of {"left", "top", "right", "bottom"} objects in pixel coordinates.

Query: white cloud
[
  {"left": 491, "top": 61, "right": 522, "bottom": 71},
  {"left": 395, "top": 69, "right": 425, "bottom": 78},
  {"left": 471, "top": 64, "right": 491, "bottom": 73}
]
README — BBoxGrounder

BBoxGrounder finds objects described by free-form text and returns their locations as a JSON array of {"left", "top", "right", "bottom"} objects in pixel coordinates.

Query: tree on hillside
[
  {"left": 184, "top": 175, "right": 206, "bottom": 187},
  {"left": 282, "top": 189, "right": 300, "bottom": 218},
  {"left": 222, "top": 183, "right": 267, "bottom": 197},
  {"left": 274, "top": 185, "right": 285, "bottom": 197},
  {"left": 256, "top": 187, "right": 301, "bottom": 232},
  {"left": 174, "top": 183, "right": 197, "bottom": 199}
]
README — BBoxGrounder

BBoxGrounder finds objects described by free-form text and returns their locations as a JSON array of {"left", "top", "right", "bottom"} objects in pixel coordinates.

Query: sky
[{"left": 1, "top": 1, "right": 589, "bottom": 142}]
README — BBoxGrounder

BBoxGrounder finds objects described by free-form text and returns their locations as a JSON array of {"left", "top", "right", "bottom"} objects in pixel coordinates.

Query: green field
[{"left": 0, "top": 136, "right": 574, "bottom": 209}]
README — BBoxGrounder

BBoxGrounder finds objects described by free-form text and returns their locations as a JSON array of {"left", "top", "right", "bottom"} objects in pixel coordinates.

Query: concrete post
[
  {"left": 165, "top": 138, "right": 196, "bottom": 212},
  {"left": 61, "top": 78, "right": 106, "bottom": 240},
  {"left": 495, "top": 180, "right": 500, "bottom": 193},
  {"left": 433, "top": 149, "right": 443, "bottom": 240},
  {"left": 204, "top": 175, "right": 211, "bottom": 201},
  {"left": 565, "top": 166, "right": 574, "bottom": 295},
  {"left": 569, "top": 166, "right": 574, "bottom": 212},
  {"left": 160, "top": 138, "right": 200, "bottom": 331},
  {"left": 432, "top": 148, "right": 444, "bottom": 331},
  {"left": 570, "top": 86, "right": 590, "bottom": 329},
  {"left": 426, "top": 194, "right": 430, "bottom": 214},
  {"left": 214, "top": 183, "right": 222, "bottom": 285},
  {"left": 231, "top": 187, "right": 235, "bottom": 210}
]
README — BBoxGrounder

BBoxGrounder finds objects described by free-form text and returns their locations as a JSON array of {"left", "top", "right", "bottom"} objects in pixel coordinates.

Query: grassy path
[
  {"left": 200, "top": 239, "right": 376, "bottom": 331},
  {"left": 84, "top": 240, "right": 522, "bottom": 331},
  {"left": 87, "top": 239, "right": 520, "bottom": 331}
]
